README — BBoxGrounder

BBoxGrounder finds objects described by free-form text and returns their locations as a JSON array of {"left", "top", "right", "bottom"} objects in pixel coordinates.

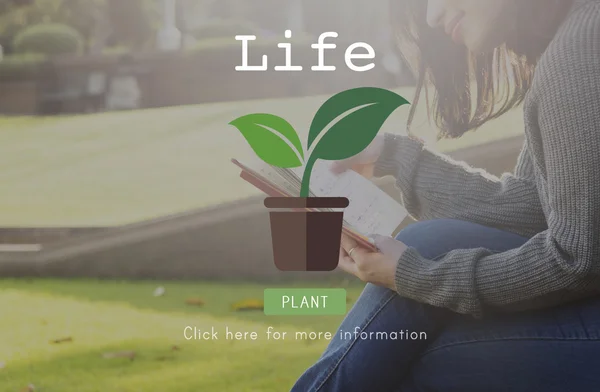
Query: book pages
[{"left": 291, "top": 160, "right": 408, "bottom": 237}]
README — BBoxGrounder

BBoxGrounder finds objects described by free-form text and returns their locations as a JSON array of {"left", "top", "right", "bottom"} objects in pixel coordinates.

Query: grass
[
  {"left": 0, "top": 278, "right": 366, "bottom": 392},
  {"left": 0, "top": 90, "right": 523, "bottom": 227},
  {"left": 0, "top": 92, "right": 525, "bottom": 390}
]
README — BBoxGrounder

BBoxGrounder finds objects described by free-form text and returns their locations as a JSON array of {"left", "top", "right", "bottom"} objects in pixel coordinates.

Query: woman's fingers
[
  {"left": 338, "top": 246, "right": 358, "bottom": 275},
  {"left": 340, "top": 234, "right": 372, "bottom": 263},
  {"left": 331, "top": 135, "right": 385, "bottom": 175},
  {"left": 338, "top": 233, "right": 400, "bottom": 290},
  {"left": 340, "top": 234, "right": 358, "bottom": 254},
  {"left": 339, "top": 236, "right": 359, "bottom": 275},
  {"left": 371, "top": 234, "right": 409, "bottom": 261},
  {"left": 331, "top": 157, "right": 358, "bottom": 174}
]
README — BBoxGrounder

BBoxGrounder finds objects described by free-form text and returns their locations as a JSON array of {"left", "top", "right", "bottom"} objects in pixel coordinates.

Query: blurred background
[
  {"left": 0, "top": 1, "right": 524, "bottom": 391},
  {"left": 0, "top": 0, "right": 415, "bottom": 115}
]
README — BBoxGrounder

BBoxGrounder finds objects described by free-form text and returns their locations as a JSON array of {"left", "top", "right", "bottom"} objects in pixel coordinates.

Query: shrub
[
  {"left": 0, "top": 53, "right": 46, "bottom": 81},
  {"left": 13, "top": 23, "right": 84, "bottom": 56},
  {"left": 101, "top": 46, "right": 130, "bottom": 57}
]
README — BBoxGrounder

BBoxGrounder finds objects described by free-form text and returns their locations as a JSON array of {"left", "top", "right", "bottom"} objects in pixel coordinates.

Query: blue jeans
[{"left": 291, "top": 219, "right": 600, "bottom": 392}]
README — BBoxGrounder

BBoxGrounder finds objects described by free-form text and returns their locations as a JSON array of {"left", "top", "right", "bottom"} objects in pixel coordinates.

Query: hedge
[
  {"left": 0, "top": 53, "right": 47, "bottom": 81},
  {"left": 13, "top": 23, "right": 84, "bottom": 56}
]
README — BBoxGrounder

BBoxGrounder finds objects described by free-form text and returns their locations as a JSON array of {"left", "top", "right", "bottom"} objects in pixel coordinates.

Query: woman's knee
[
  {"left": 405, "top": 339, "right": 600, "bottom": 392},
  {"left": 394, "top": 219, "right": 463, "bottom": 259},
  {"left": 394, "top": 219, "right": 529, "bottom": 260}
]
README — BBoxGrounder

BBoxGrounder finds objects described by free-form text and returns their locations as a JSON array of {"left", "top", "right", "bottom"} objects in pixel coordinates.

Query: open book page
[
  {"left": 291, "top": 160, "right": 408, "bottom": 237},
  {"left": 241, "top": 156, "right": 300, "bottom": 197},
  {"left": 233, "top": 158, "right": 407, "bottom": 240}
]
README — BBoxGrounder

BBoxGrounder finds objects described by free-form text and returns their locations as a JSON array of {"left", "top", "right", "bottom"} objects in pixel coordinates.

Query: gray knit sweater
[{"left": 374, "top": 0, "right": 600, "bottom": 316}]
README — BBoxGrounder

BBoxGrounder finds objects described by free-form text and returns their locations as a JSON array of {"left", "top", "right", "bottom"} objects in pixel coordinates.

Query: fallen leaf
[
  {"left": 153, "top": 286, "right": 166, "bottom": 297},
  {"left": 50, "top": 337, "right": 73, "bottom": 344},
  {"left": 332, "top": 278, "right": 351, "bottom": 288},
  {"left": 231, "top": 299, "right": 264, "bottom": 312},
  {"left": 102, "top": 351, "right": 136, "bottom": 360},
  {"left": 171, "top": 345, "right": 181, "bottom": 351},
  {"left": 185, "top": 297, "right": 205, "bottom": 307}
]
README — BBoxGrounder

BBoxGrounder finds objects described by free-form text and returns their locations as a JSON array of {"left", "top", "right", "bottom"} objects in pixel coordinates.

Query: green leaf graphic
[
  {"left": 307, "top": 87, "right": 409, "bottom": 160},
  {"left": 299, "top": 87, "right": 409, "bottom": 196},
  {"left": 229, "top": 113, "right": 304, "bottom": 168}
]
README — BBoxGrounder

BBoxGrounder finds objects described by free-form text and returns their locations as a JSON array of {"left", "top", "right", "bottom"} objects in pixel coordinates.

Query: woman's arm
[
  {"left": 374, "top": 135, "right": 547, "bottom": 238},
  {"left": 389, "top": 10, "right": 600, "bottom": 316}
]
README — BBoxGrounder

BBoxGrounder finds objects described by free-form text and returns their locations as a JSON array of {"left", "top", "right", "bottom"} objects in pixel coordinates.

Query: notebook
[{"left": 232, "top": 157, "right": 408, "bottom": 251}]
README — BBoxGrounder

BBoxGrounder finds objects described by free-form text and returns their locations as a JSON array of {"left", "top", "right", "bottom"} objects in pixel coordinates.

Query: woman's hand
[
  {"left": 338, "top": 233, "right": 407, "bottom": 290},
  {"left": 330, "top": 134, "right": 385, "bottom": 179}
]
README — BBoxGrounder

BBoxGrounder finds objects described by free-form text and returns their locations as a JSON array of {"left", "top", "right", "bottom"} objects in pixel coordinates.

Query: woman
[{"left": 292, "top": 0, "right": 600, "bottom": 391}]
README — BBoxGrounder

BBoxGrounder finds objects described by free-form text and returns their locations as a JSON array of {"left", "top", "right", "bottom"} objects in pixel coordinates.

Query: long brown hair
[{"left": 392, "top": 0, "right": 571, "bottom": 138}]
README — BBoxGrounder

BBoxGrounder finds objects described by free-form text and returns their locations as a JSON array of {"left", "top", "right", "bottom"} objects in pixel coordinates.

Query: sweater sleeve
[
  {"left": 389, "top": 5, "right": 600, "bottom": 316},
  {"left": 374, "top": 134, "right": 547, "bottom": 238}
]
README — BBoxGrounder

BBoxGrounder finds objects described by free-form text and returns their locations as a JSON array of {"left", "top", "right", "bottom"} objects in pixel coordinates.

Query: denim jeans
[{"left": 291, "top": 219, "right": 600, "bottom": 392}]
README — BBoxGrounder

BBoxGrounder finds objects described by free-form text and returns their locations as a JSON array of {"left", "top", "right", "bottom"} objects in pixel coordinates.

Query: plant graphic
[
  {"left": 229, "top": 87, "right": 410, "bottom": 197},
  {"left": 229, "top": 87, "right": 410, "bottom": 272}
]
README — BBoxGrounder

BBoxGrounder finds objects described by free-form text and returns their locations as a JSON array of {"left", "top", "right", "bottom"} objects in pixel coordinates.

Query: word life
[{"left": 236, "top": 30, "right": 376, "bottom": 72}]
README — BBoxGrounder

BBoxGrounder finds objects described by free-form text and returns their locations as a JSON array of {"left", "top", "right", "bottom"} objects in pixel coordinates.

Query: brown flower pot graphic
[{"left": 264, "top": 197, "right": 349, "bottom": 272}]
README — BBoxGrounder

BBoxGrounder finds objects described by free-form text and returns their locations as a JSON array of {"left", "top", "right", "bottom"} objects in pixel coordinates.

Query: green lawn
[
  {"left": 0, "top": 90, "right": 523, "bottom": 227},
  {"left": 0, "top": 278, "right": 365, "bottom": 392}
]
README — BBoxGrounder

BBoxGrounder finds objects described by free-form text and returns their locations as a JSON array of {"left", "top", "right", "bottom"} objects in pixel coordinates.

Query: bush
[
  {"left": 191, "top": 19, "right": 262, "bottom": 41},
  {"left": 13, "top": 23, "right": 84, "bottom": 56},
  {"left": 101, "top": 46, "right": 130, "bottom": 57},
  {"left": 0, "top": 53, "right": 46, "bottom": 81}
]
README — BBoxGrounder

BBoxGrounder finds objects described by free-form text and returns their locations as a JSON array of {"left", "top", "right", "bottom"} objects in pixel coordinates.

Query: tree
[
  {"left": 56, "top": 0, "right": 105, "bottom": 53},
  {"left": 0, "top": 0, "right": 34, "bottom": 15},
  {"left": 0, "top": 0, "right": 52, "bottom": 53},
  {"left": 106, "top": 0, "right": 157, "bottom": 50},
  {"left": 0, "top": 0, "right": 161, "bottom": 54},
  {"left": 0, "top": 0, "right": 104, "bottom": 53}
]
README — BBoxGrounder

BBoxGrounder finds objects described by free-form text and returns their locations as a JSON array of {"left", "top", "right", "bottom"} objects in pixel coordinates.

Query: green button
[{"left": 264, "top": 288, "right": 347, "bottom": 316}]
